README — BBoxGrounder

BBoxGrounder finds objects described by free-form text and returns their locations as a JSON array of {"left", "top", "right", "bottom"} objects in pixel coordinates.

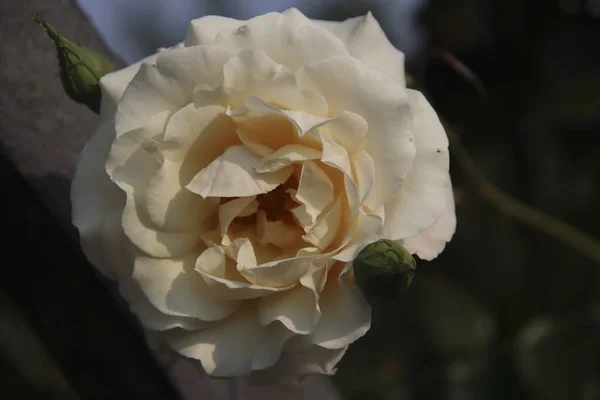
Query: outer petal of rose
[
  {"left": 132, "top": 253, "right": 240, "bottom": 321},
  {"left": 309, "top": 263, "right": 371, "bottom": 349},
  {"left": 334, "top": 209, "right": 383, "bottom": 262},
  {"left": 186, "top": 145, "right": 293, "bottom": 198},
  {"left": 297, "top": 56, "right": 415, "bottom": 209},
  {"left": 292, "top": 161, "right": 334, "bottom": 228},
  {"left": 196, "top": 50, "right": 328, "bottom": 116},
  {"left": 155, "top": 45, "right": 235, "bottom": 89},
  {"left": 314, "top": 12, "right": 406, "bottom": 86},
  {"left": 256, "top": 144, "right": 322, "bottom": 173},
  {"left": 258, "top": 284, "right": 320, "bottom": 334},
  {"left": 213, "top": 12, "right": 348, "bottom": 72},
  {"left": 105, "top": 110, "right": 170, "bottom": 194},
  {"left": 383, "top": 90, "right": 450, "bottom": 240},
  {"left": 118, "top": 280, "right": 210, "bottom": 331},
  {"left": 352, "top": 150, "right": 376, "bottom": 207},
  {"left": 99, "top": 53, "right": 160, "bottom": 119},
  {"left": 402, "top": 182, "right": 456, "bottom": 260},
  {"left": 184, "top": 16, "right": 245, "bottom": 46},
  {"left": 145, "top": 158, "right": 218, "bottom": 232},
  {"left": 71, "top": 120, "right": 133, "bottom": 279},
  {"left": 165, "top": 304, "right": 291, "bottom": 377},
  {"left": 247, "top": 341, "right": 348, "bottom": 385},
  {"left": 318, "top": 111, "right": 368, "bottom": 153},
  {"left": 115, "top": 63, "right": 189, "bottom": 137},
  {"left": 121, "top": 195, "right": 203, "bottom": 258}
]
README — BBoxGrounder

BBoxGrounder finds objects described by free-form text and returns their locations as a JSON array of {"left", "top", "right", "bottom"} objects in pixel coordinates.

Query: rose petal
[
  {"left": 309, "top": 262, "right": 371, "bottom": 349},
  {"left": 383, "top": 90, "right": 451, "bottom": 240},
  {"left": 186, "top": 145, "right": 293, "bottom": 198},
  {"left": 259, "top": 284, "right": 320, "bottom": 334},
  {"left": 185, "top": 16, "right": 245, "bottom": 46},
  {"left": 132, "top": 253, "right": 239, "bottom": 321},
  {"left": 402, "top": 183, "right": 456, "bottom": 260},
  {"left": 118, "top": 280, "right": 210, "bottom": 331},
  {"left": 219, "top": 196, "right": 257, "bottom": 239},
  {"left": 303, "top": 197, "right": 342, "bottom": 249},
  {"left": 213, "top": 12, "right": 348, "bottom": 72},
  {"left": 318, "top": 111, "right": 368, "bottom": 153},
  {"left": 99, "top": 53, "right": 160, "bottom": 119},
  {"left": 256, "top": 144, "right": 322, "bottom": 173},
  {"left": 314, "top": 12, "right": 406, "bottom": 86},
  {"left": 196, "top": 50, "right": 328, "bottom": 115},
  {"left": 156, "top": 45, "right": 235, "bottom": 89},
  {"left": 352, "top": 149, "right": 376, "bottom": 206},
  {"left": 297, "top": 55, "right": 416, "bottom": 209},
  {"left": 333, "top": 209, "right": 383, "bottom": 263},
  {"left": 115, "top": 63, "right": 189, "bottom": 137},
  {"left": 71, "top": 121, "right": 134, "bottom": 279},
  {"left": 292, "top": 161, "right": 334, "bottom": 228},
  {"left": 165, "top": 303, "right": 292, "bottom": 377}
]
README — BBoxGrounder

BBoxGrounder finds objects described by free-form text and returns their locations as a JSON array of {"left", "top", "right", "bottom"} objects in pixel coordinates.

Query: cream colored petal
[
  {"left": 213, "top": 12, "right": 348, "bottom": 72},
  {"left": 196, "top": 246, "right": 292, "bottom": 301},
  {"left": 165, "top": 304, "right": 292, "bottom": 377},
  {"left": 256, "top": 144, "right": 322, "bottom": 173},
  {"left": 145, "top": 159, "right": 218, "bottom": 232},
  {"left": 292, "top": 161, "right": 334, "bottom": 228},
  {"left": 121, "top": 195, "right": 203, "bottom": 258},
  {"left": 186, "top": 145, "right": 293, "bottom": 198},
  {"left": 184, "top": 16, "right": 245, "bottom": 46},
  {"left": 229, "top": 96, "right": 329, "bottom": 139},
  {"left": 309, "top": 263, "right": 371, "bottom": 349},
  {"left": 239, "top": 200, "right": 259, "bottom": 217},
  {"left": 297, "top": 56, "right": 416, "bottom": 209},
  {"left": 318, "top": 111, "right": 369, "bottom": 153},
  {"left": 236, "top": 128, "right": 274, "bottom": 158},
  {"left": 195, "top": 50, "right": 328, "bottom": 116},
  {"left": 259, "top": 284, "right": 320, "bottom": 334},
  {"left": 256, "top": 211, "right": 304, "bottom": 248},
  {"left": 155, "top": 45, "right": 234, "bottom": 89},
  {"left": 402, "top": 183, "right": 456, "bottom": 260},
  {"left": 352, "top": 149, "right": 376, "bottom": 207},
  {"left": 115, "top": 63, "right": 189, "bottom": 137},
  {"left": 105, "top": 110, "right": 169, "bottom": 193},
  {"left": 237, "top": 254, "right": 313, "bottom": 288},
  {"left": 132, "top": 253, "right": 239, "bottom": 321},
  {"left": 248, "top": 341, "right": 348, "bottom": 385},
  {"left": 314, "top": 12, "right": 406, "bottom": 86},
  {"left": 319, "top": 134, "right": 361, "bottom": 219},
  {"left": 383, "top": 90, "right": 451, "bottom": 240},
  {"left": 118, "top": 280, "right": 210, "bottom": 331},
  {"left": 333, "top": 209, "right": 383, "bottom": 263},
  {"left": 71, "top": 120, "right": 133, "bottom": 279},
  {"left": 99, "top": 53, "right": 160, "bottom": 119},
  {"left": 303, "top": 197, "right": 342, "bottom": 249},
  {"left": 218, "top": 196, "right": 257, "bottom": 238}
]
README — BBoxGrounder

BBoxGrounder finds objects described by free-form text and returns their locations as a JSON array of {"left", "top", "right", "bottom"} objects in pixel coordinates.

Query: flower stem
[{"left": 448, "top": 130, "right": 600, "bottom": 264}]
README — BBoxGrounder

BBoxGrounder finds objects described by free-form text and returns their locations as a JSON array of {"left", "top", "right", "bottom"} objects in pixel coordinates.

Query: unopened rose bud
[
  {"left": 354, "top": 239, "right": 416, "bottom": 299},
  {"left": 34, "top": 18, "right": 114, "bottom": 113}
]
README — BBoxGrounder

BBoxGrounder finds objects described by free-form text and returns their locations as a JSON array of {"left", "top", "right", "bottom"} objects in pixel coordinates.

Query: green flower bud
[
  {"left": 353, "top": 239, "right": 416, "bottom": 299},
  {"left": 34, "top": 18, "right": 115, "bottom": 113}
]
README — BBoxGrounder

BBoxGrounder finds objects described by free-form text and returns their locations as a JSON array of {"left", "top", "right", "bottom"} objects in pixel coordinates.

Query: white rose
[{"left": 71, "top": 8, "right": 456, "bottom": 379}]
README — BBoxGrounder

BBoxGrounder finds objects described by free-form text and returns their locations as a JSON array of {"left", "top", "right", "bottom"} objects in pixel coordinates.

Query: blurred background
[{"left": 2, "top": 0, "right": 600, "bottom": 399}]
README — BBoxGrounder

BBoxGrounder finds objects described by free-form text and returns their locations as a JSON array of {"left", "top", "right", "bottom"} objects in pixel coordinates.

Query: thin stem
[{"left": 449, "top": 130, "right": 600, "bottom": 264}]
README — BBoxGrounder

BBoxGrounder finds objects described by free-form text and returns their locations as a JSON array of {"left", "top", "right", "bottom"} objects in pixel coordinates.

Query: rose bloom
[{"left": 71, "top": 8, "right": 456, "bottom": 380}]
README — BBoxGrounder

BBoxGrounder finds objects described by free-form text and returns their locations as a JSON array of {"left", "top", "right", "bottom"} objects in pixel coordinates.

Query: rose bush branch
[{"left": 448, "top": 129, "right": 600, "bottom": 264}]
